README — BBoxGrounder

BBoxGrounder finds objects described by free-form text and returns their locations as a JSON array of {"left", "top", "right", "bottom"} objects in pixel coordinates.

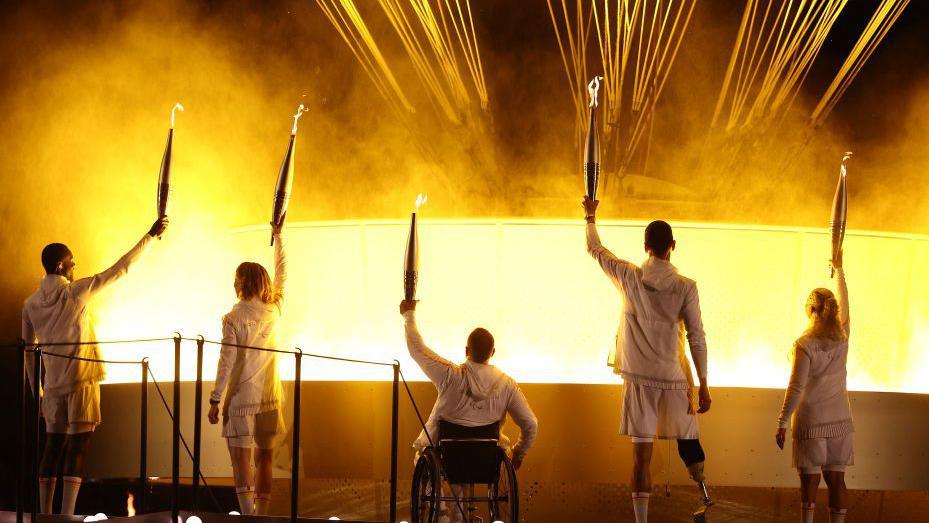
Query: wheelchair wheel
[
  {"left": 489, "top": 449, "right": 518, "bottom": 522},
  {"left": 411, "top": 448, "right": 441, "bottom": 523}
]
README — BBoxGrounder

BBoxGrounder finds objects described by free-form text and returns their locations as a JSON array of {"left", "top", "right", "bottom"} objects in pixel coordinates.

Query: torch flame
[
  {"left": 841, "top": 151, "right": 853, "bottom": 176},
  {"left": 415, "top": 193, "right": 427, "bottom": 212},
  {"left": 292, "top": 104, "right": 307, "bottom": 135},
  {"left": 170, "top": 103, "right": 184, "bottom": 129},
  {"left": 126, "top": 493, "right": 135, "bottom": 517},
  {"left": 587, "top": 76, "right": 603, "bottom": 108}
]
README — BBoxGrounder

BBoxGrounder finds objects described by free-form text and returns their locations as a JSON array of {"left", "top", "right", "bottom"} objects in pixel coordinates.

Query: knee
[
  {"left": 677, "top": 439, "right": 705, "bottom": 467},
  {"left": 254, "top": 449, "right": 273, "bottom": 465}
]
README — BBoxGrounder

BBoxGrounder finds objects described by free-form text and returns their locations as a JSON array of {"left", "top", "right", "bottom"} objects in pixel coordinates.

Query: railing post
[
  {"left": 192, "top": 336, "right": 204, "bottom": 513},
  {"left": 172, "top": 335, "right": 181, "bottom": 523},
  {"left": 31, "top": 348, "right": 42, "bottom": 522},
  {"left": 16, "top": 340, "right": 25, "bottom": 523},
  {"left": 390, "top": 362, "right": 400, "bottom": 523},
  {"left": 139, "top": 358, "right": 149, "bottom": 514},
  {"left": 291, "top": 348, "right": 302, "bottom": 523}
]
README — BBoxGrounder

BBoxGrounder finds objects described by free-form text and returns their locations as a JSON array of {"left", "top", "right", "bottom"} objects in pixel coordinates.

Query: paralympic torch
[
  {"left": 829, "top": 152, "right": 852, "bottom": 277},
  {"left": 156, "top": 103, "right": 184, "bottom": 235},
  {"left": 404, "top": 193, "right": 427, "bottom": 301},
  {"left": 584, "top": 76, "right": 602, "bottom": 200},
  {"left": 271, "top": 104, "right": 306, "bottom": 246}
]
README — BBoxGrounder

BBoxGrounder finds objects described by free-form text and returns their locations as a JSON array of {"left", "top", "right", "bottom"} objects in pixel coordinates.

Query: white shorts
[
  {"left": 43, "top": 382, "right": 101, "bottom": 434},
  {"left": 620, "top": 382, "right": 698, "bottom": 441},
  {"left": 222, "top": 409, "right": 285, "bottom": 449},
  {"left": 793, "top": 433, "right": 854, "bottom": 475}
]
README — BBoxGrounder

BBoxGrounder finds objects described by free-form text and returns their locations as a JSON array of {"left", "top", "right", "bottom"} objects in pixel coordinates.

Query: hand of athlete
[
  {"left": 775, "top": 427, "right": 787, "bottom": 450},
  {"left": 148, "top": 217, "right": 169, "bottom": 238},
  {"left": 271, "top": 212, "right": 286, "bottom": 236},
  {"left": 399, "top": 299, "right": 418, "bottom": 315},
  {"left": 833, "top": 248, "right": 843, "bottom": 269},
  {"left": 697, "top": 383, "right": 712, "bottom": 413},
  {"left": 582, "top": 196, "right": 599, "bottom": 219},
  {"left": 208, "top": 403, "right": 220, "bottom": 425}
]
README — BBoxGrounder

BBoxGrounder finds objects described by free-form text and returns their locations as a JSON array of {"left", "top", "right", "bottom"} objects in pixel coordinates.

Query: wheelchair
[{"left": 410, "top": 420, "right": 519, "bottom": 522}]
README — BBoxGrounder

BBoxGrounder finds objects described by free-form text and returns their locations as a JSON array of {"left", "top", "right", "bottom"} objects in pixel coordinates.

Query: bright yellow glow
[{"left": 93, "top": 219, "right": 929, "bottom": 393}]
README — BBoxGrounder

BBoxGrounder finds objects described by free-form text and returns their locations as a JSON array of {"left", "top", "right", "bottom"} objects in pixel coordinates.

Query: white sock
[
  {"left": 235, "top": 486, "right": 255, "bottom": 515},
  {"left": 632, "top": 492, "right": 649, "bottom": 523},
  {"left": 801, "top": 502, "right": 815, "bottom": 523},
  {"left": 830, "top": 508, "right": 848, "bottom": 523},
  {"left": 254, "top": 494, "right": 270, "bottom": 516},
  {"left": 61, "top": 476, "right": 82, "bottom": 516},
  {"left": 39, "top": 477, "right": 57, "bottom": 514}
]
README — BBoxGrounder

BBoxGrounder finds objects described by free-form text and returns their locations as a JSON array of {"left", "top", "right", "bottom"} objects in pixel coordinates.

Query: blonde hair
[
  {"left": 234, "top": 262, "right": 280, "bottom": 305},
  {"left": 804, "top": 287, "right": 846, "bottom": 341}
]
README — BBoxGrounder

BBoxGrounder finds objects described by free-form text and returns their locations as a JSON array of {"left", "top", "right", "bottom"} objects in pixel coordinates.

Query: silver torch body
[
  {"left": 829, "top": 153, "right": 851, "bottom": 277},
  {"left": 156, "top": 128, "right": 173, "bottom": 220},
  {"left": 271, "top": 133, "right": 295, "bottom": 246},
  {"left": 404, "top": 212, "right": 419, "bottom": 301},
  {"left": 583, "top": 105, "right": 600, "bottom": 200}
]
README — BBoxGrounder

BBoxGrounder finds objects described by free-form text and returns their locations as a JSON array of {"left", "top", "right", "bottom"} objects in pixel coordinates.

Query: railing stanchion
[
  {"left": 291, "top": 348, "right": 303, "bottom": 523},
  {"left": 390, "top": 362, "right": 400, "bottom": 523},
  {"left": 139, "top": 358, "right": 149, "bottom": 514},
  {"left": 16, "top": 340, "right": 25, "bottom": 523},
  {"left": 192, "top": 337, "right": 205, "bottom": 513},
  {"left": 171, "top": 335, "right": 181, "bottom": 523},
  {"left": 31, "top": 348, "right": 42, "bottom": 522}
]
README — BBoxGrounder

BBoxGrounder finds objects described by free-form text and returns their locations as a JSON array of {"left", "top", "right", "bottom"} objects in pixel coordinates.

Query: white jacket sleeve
[
  {"left": 72, "top": 233, "right": 154, "bottom": 302},
  {"left": 272, "top": 233, "right": 287, "bottom": 304},
  {"left": 586, "top": 222, "right": 635, "bottom": 285},
  {"left": 836, "top": 268, "right": 849, "bottom": 337},
  {"left": 22, "top": 307, "right": 40, "bottom": 396},
  {"left": 507, "top": 383, "right": 538, "bottom": 461},
  {"left": 211, "top": 316, "right": 238, "bottom": 403},
  {"left": 777, "top": 344, "right": 811, "bottom": 429},
  {"left": 403, "top": 310, "right": 453, "bottom": 388},
  {"left": 682, "top": 283, "right": 708, "bottom": 379}
]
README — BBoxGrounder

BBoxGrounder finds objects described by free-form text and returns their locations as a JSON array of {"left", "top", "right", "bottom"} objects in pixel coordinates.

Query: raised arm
[
  {"left": 272, "top": 232, "right": 287, "bottom": 304},
  {"left": 72, "top": 218, "right": 167, "bottom": 302},
  {"left": 401, "top": 304, "right": 453, "bottom": 388},
  {"left": 506, "top": 383, "right": 538, "bottom": 467},
  {"left": 210, "top": 316, "right": 238, "bottom": 405},
  {"left": 583, "top": 198, "right": 635, "bottom": 284},
  {"left": 777, "top": 344, "right": 812, "bottom": 429},
  {"left": 836, "top": 268, "right": 849, "bottom": 337}
]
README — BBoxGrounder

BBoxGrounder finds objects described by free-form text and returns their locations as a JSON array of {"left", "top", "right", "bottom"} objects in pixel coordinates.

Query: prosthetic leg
[{"left": 677, "top": 439, "right": 713, "bottom": 522}]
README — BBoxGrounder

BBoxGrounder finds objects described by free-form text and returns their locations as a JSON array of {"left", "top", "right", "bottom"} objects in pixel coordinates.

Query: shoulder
[{"left": 794, "top": 336, "right": 816, "bottom": 356}]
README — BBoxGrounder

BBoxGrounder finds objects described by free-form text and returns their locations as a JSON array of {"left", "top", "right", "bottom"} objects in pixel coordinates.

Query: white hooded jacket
[
  {"left": 403, "top": 310, "right": 539, "bottom": 461},
  {"left": 22, "top": 234, "right": 154, "bottom": 396},
  {"left": 586, "top": 222, "right": 707, "bottom": 389},
  {"left": 211, "top": 233, "right": 286, "bottom": 417}
]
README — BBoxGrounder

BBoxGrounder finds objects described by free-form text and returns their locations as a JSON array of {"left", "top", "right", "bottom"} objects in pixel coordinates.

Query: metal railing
[{"left": 12, "top": 335, "right": 404, "bottom": 523}]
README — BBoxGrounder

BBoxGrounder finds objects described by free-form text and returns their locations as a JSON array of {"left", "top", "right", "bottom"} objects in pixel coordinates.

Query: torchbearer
[
  {"left": 582, "top": 197, "right": 713, "bottom": 523},
  {"left": 830, "top": 152, "right": 852, "bottom": 277},
  {"left": 156, "top": 103, "right": 184, "bottom": 227},
  {"left": 403, "top": 193, "right": 427, "bottom": 301},
  {"left": 271, "top": 104, "right": 306, "bottom": 246},
  {"left": 584, "top": 76, "right": 602, "bottom": 201}
]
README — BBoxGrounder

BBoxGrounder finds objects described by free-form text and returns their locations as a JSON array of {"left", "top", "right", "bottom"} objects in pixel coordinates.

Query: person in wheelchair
[{"left": 400, "top": 299, "right": 538, "bottom": 522}]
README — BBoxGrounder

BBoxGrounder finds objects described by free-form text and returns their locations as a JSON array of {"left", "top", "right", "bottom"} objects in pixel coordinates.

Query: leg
[
  {"left": 228, "top": 442, "right": 255, "bottom": 514},
  {"left": 253, "top": 447, "right": 273, "bottom": 515},
  {"left": 60, "top": 428, "right": 94, "bottom": 515},
  {"left": 39, "top": 433, "right": 66, "bottom": 514},
  {"left": 799, "top": 472, "right": 820, "bottom": 523},
  {"left": 822, "top": 470, "right": 848, "bottom": 522},
  {"left": 677, "top": 439, "right": 712, "bottom": 505},
  {"left": 631, "top": 440, "right": 653, "bottom": 523}
]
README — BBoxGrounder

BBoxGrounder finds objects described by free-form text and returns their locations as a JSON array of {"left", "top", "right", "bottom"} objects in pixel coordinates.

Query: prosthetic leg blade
[{"left": 693, "top": 481, "right": 713, "bottom": 522}]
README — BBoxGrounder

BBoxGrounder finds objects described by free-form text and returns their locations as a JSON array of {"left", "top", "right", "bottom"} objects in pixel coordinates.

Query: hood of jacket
[
  {"left": 461, "top": 360, "right": 508, "bottom": 402},
  {"left": 641, "top": 256, "right": 679, "bottom": 292}
]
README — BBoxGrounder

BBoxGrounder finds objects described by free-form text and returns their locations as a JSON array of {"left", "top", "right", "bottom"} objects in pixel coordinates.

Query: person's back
[
  {"left": 788, "top": 333, "right": 852, "bottom": 438},
  {"left": 399, "top": 300, "right": 538, "bottom": 469}
]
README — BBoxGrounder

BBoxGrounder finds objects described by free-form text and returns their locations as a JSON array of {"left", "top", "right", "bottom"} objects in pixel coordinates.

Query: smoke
[{"left": 0, "top": 0, "right": 927, "bottom": 309}]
